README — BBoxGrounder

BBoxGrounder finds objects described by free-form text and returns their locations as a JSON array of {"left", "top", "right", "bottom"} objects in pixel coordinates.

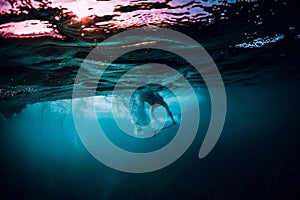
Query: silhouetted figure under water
[{"left": 129, "top": 90, "right": 176, "bottom": 136}]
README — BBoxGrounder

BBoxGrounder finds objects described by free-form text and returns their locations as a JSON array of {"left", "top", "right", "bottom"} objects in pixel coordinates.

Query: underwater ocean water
[{"left": 0, "top": 0, "right": 300, "bottom": 199}]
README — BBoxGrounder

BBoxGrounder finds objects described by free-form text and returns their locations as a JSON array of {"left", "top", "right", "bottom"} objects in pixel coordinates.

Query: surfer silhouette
[{"left": 129, "top": 90, "right": 176, "bottom": 135}]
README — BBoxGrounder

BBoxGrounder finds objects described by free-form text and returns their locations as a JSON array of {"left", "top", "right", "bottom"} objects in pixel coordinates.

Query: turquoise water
[
  {"left": 1, "top": 82, "right": 299, "bottom": 199},
  {"left": 0, "top": 0, "right": 300, "bottom": 199}
]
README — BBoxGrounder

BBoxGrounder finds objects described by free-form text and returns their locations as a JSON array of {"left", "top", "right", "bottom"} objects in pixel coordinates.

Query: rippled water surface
[
  {"left": 0, "top": 0, "right": 299, "bottom": 199},
  {"left": 1, "top": 1, "right": 299, "bottom": 113}
]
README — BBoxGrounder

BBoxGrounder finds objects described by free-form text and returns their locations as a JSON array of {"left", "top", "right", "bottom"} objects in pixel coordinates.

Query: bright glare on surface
[
  {"left": 69, "top": 0, "right": 94, "bottom": 19},
  {"left": 0, "top": 20, "right": 60, "bottom": 38}
]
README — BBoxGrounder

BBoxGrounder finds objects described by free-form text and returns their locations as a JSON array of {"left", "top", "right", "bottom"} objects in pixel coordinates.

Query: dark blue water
[{"left": 0, "top": 0, "right": 300, "bottom": 199}]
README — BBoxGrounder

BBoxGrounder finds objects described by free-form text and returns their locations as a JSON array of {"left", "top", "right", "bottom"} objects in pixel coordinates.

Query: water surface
[{"left": 0, "top": 0, "right": 299, "bottom": 199}]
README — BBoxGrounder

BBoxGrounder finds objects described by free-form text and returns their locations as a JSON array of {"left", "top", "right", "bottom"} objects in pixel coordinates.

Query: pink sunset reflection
[
  {"left": 0, "top": 20, "right": 62, "bottom": 38},
  {"left": 0, "top": 0, "right": 228, "bottom": 39}
]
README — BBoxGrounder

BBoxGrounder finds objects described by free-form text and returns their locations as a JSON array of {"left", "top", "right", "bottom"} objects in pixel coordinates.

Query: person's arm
[{"left": 160, "top": 101, "right": 176, "bottom": 124}]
